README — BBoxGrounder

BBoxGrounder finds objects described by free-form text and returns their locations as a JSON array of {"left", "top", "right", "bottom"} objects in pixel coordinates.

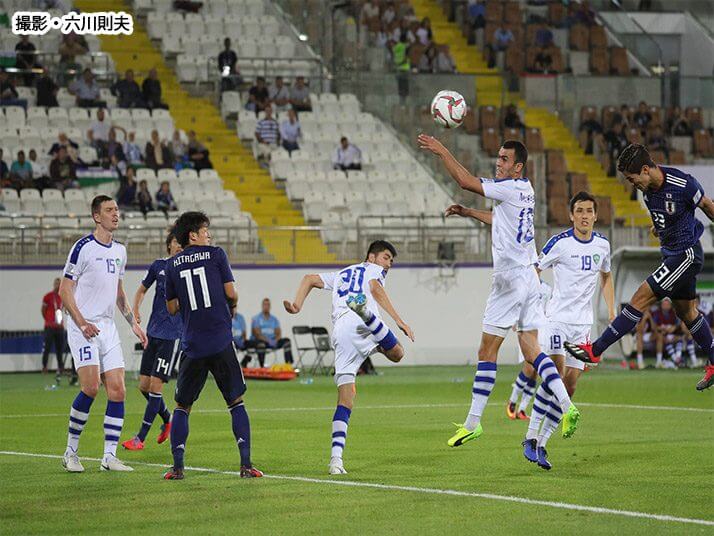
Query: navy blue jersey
[
  {"left": 142, "top": 258, "right": 182, "bottom": 341},
  {"left": 643, "top": 166, "right": 705, "bottom": 255},
  {"left": 165, "top": 245, "right": 235, "bottom": 359}
]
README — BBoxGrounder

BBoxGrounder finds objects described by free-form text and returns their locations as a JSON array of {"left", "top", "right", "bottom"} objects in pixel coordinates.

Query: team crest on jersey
[
  {"left": 665, "top": 201, "right": 676, "bottom": 214},
  {"left": 593, "top": 254, "right": 600, "bottom": 265},
  {"left": 116, "top": 258, "right": 122, "bottom": 266}
]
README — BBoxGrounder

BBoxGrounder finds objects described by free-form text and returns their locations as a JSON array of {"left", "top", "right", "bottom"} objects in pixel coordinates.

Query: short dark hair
[
  {"left": 569, "top": 191, "right": 598, "bottom": 213},
  {"left": 501, "top": 139, "right": 528, "bottom": 166},
  {"left": 165, "top": 229, "right": 176, "bottom": 254},
  {"left": 365, "top": 240, "right": 397, "bottom": 260},
  {"left": 617, "top": 143, "right": 655, "bottom": 175},
  {"left": 91, "top": 195, "right": 113, "bottom": 218},
  {"left": 173, "top": 211, "right": 210, "bottom": 248}
]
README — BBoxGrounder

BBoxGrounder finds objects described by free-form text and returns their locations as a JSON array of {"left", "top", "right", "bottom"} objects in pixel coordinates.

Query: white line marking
[
  {"left": 0, "top": 401, "right": 712, "bottom": 420},
  {"left": 0, "top": 450, "right": 712, "bottom": 527}
]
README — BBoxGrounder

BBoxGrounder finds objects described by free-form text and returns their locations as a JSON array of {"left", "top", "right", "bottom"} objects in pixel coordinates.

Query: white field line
[{"left": 0, "top": 450, "right": 712, "bottom": 527}]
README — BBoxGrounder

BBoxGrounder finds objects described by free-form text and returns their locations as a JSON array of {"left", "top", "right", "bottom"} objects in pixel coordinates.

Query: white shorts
[
  {"left": 483, "top": 266, "right": 543, "bottom": 337},
  {"left": 67, "top": 318, "right": 124, "bottom": 374},
  {"left": 332, "top": 313, "right": 379, "bottom": 386},
  {"left": 543, "top": 321, "right": 591, "bottom": 371}
]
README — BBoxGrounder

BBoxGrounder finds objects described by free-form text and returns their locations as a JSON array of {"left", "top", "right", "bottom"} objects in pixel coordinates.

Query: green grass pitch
[{"left": 1, "top": 365, "right": 712, "bottom": 534}]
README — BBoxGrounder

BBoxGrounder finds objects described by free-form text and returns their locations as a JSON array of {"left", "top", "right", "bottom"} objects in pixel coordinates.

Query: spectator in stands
[
  {"left": 503, "top": 104, "right": 525, "bottom": 132},
  {"left": 579, "top": 114, "right": 603, "bottom": 155},
  {"left": 87, "top": 108, "right": 111, "bottom": 155},
  {"left": 58, "top": 32, "right": 88, "bottom": 84},
  {"left": 279, "top": 109, "right": 301, "bottom": 154},
  {"left": 145, "top": 129, "right": 172, "bottom": 171},
  {"left": 36, "top": 67, "right": 59, "bottom": 107},
  {"left": 633, "top": 101, "right": 651, "bottom": 134},
  {"left": 108, "top": 153, "right": 126, "bottom": 179},
  {"left": 123, "top": 131, "right": 143, "bottom": 166},
  {"left": 28, "top": 149, "right": 49, "bottom": 189},
  {"left": 0, "top": 149, "right": 7, "bottom": 184},
  {"left": 245, "top": 298, "right": 294, "bottom": 367},
  {"left": 382, "top": 1, "right": 396, "bottom": 26},
  {"left": 532, "top": 47, "right": 554, "bottom": 73},
  {"left": 49, "top": 132, "right": 80, "bottom": 161},
  {"left": 70, "top": 68, "right": 105, "bottom": 108},
  {"left": 393, "top": 19, "right": 415, "bottom": 44},
  {"left": 0, "top": 71, "right": 27, "bottom": 109},
  {"left": 117, "top": 171, "right": 137, "bottom": 210},
  {"left": 359, "top": 0, "right": 380, "bottom": 37},
  {"left": 269, "top": 76, "right": 290, "bottom": 113},
  {"left": 15, "top": 36, "right": 38, "bottom": 85},
  {"left": 435, "top": 45, "right": 456, "bottom": 73},
  {"left": 488, "top": 25, "right": 514, "bottom": 68},
  {"left": 232, "top": 310, "right": 248, "bottom": 352},
  {"left": 254, "top": 105, "right": 280, "bottom": 163},
  {"left": 111, "top": 69, "right": 145, "bottom": 109},
  {"left": 569, "top": 1, "right": 596, "bottom": 27},
  {"left": 9, "top": 150, "right": 32, "bottom": 189},
  {"left": 289, "top": 76, "right": 311, "bottom": 112},
  {"left": 170, "top": 130, "right": 188, "bottom": 166},
  {"left": 535, "top": 27, "right": 554, "bottom": 48},
  {"left": 155, "top": 180, "right": 177, "bottom": 213},
  {"left": 418, "top": 45, "right": 436, "bottom": 72},
  {"left": 333, "top": 136, "right": 362, "bottom": 171},
  {"left": 614, "top": 104, "right": 631, "bottom": 128},
  {"left": 392, "top": 34, "right": 411, "bottom": 103},
  {"left": 667, "top": 106, "right": 691, "bottom": 136},
  {"left": 218, "top": 39, "right": 242, "bottom": 93},
  {"left": 467, "top": 0, "right": 486, "bottom": 34},
  {"left": 49, "top": 146, "right": 77, "bottom": 190},
  {"left": 246, "top": 76, "right": 269, "bottom": 113},
  {"left": 137, "top": 179, "right": 153, "bottom": 214},
  {"left": 41, "top": 278, "right": 65, "bottom": 376},
  {"left": 104, "top": 128, "right": 126, "bottom": 165},
  {"left": 647, "top": 125, "right": 670, "bottom": 160},
  {"left": 142, "top": 68, "right": 167, "bottom": 109},
  {"left": 603, "top": 121, "right": 629, "bottom": 176},
  {"left": 187, "top": 130, "right": 212, "bottom": 171},
  {"left": 375, "top": 23, "right": 390, "bottom": 48},
  {"left": 415, "top": 18, "right": 433, "bottom": 46}
]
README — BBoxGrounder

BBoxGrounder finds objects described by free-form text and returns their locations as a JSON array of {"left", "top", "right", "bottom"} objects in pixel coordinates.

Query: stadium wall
[{"left": 0, "top": 265, "right": 528, "bottom": 372}]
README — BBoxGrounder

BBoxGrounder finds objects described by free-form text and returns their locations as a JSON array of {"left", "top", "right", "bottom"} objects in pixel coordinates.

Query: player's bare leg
[
  {"left": 100, "top": 368, "right": 133, "bottom": 472},
  {"left": 672, "top": 299, "right": 714, "bottom": 390},
  {"left": 381, "top": 343, "right": 405, "bottom": 363}
]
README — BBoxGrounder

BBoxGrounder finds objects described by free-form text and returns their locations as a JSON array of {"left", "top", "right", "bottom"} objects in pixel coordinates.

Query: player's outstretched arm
[
  {"left": 417, "top": 134, "right": 485, "bottom": 196},
  {"left": 59, "top": 277, "right": 99, "bottom": 340},
  {"left": 698, "top": 195, "right": 714, "bottom": 221},
  {"left": 445, "top": 204, "right": 492, "bottom": 225},
  {"left": 132, "top": 284, "right": 148, "bottom": 325},
  {"left": 117, "top": 280, "right": 148, "bottom": 348},
  {"left": 284, "top": 274, "right": 324, "bottom": 314},
  {"left": 600, "top": 271, "right": 616, "bottom": 321},
  {"left": 368, "top": 279, "right": 414, "bottom": 342}
]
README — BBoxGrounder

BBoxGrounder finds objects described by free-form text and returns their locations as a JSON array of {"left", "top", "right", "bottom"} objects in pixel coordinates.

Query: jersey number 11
[{"left": 179, "top": 267, "right": 212, "bottom": 311}]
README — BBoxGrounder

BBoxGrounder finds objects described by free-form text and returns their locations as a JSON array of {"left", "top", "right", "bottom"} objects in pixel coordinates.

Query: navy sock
[
  {"left": 229, "top": 402, "right": 251, "bottom": 467},
  {"left": 157, "top": 397, "right": 171, "bottom": 424},
  {"left": 593, "top": 304, "right": 643, "bottom": 357},
  {"left": 170, "top": 408, "right": 189, "bottom": 469},
  {"left": 686, "top": 314, "right": 714, "bottom": 365},
  {"left": 137, "top": 393, "right": 163, "bottom": 442}
]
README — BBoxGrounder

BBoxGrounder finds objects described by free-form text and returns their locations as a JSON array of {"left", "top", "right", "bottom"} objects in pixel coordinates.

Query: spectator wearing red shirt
[{"left": 41, "top": 278, "right": 66, "bottom": 375}]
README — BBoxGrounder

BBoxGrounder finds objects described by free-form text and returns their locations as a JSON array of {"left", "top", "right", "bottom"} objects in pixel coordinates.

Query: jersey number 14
[{"left": 179, "top": 267, "right": 212, "bottom": 311}]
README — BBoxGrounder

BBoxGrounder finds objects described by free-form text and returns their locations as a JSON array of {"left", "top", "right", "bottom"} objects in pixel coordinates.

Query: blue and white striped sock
[
  {"left": 538, "top": 398, "right": 563, "bottom": 448},
  {"left": 103, "top": 401, "right": 124, "bottom": 458},
  {"left": 464, "top": 361, "right": 497, "bottom": 431},
  {"left": 331, "top": 405, "right": 351, "bottom": 459},
  {"left": 66, "top": 391, "right": 94, "bottom": 454},
  {"left": 363, "top": 311, "right": 398, "bottom": 351},
  {"left": 518, "top": 378, "right": 537, "bottom": 413},
  {"left": 533, "top": 353, "right": 572, "bottom": 413},
  {"left": 526, "top": 383, "right": 551, "bottom": 440},
  {"left": 509, "top": 371, "right": 529, "bottom": 405}
]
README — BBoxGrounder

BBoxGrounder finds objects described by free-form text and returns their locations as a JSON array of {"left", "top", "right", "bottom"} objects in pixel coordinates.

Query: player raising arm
[
  {"left": 283, "top": 240, "right": 413, "bottom": 475},
  {"left": 60, "top": 195, "right": 147, "bottom": 473},
  {"left": 565, "top": 144, "right": 714, "bottom": 391}
]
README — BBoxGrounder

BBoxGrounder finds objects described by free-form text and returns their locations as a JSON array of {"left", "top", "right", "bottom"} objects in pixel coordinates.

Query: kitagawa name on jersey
[{"left": 173, "top": 251, "right": 211, "bottom": 266}]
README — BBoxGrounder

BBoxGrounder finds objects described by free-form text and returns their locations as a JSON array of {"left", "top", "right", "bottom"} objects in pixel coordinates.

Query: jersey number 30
[
  {"left": 179, "top": 267, "right": 212, "bottom": 311},
  {"left": 337, "top": 267, "right": 365, "bottom": 297}
]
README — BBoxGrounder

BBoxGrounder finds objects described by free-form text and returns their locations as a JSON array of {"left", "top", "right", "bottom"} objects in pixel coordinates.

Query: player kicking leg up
[
  {"left": 162, "top": 212, "right": 261, "bottom": 480},
  {"left": 60, "top": 196, "right": 148, "bottom": 472},
  {"left": 417, "top": 135, "right": 579, "bottom": 447},
  {"left": 123, "top": 232, "right": 183, "bottom": 451},
  {"left": 564, "top": 145, "right": 714, "bottom": 390},
  {"left": 284, "top": 240, "right": 414, "bottom": 475}
]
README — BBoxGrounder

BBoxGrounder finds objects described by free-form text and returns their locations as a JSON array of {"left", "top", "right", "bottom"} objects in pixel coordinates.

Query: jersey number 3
[
  {"left": 179, "top": 267, "right": 212, "bottom": 311},
  {"left": 337, "top": 267, "right": 366, "bottom": 297}
]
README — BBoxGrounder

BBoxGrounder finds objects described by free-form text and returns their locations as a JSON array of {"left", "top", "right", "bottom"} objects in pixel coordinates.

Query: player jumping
[
  {"left": 163, "top": 212, "right": 262, "bottom": 480},
  {"left": 122, "top": 231, "right": 183, "bottom": 451},
  {"left": 524, "top": 191, "right": 615, "bottom": 470},
  {"left": 60, "top": 195, "right": 148, "bottom": 473},
  {"left": 283, "top": 240, "right": 414, "bottom": 475},
  {"left": 418, "top": 135, "right": 580, "bottom": 446},
  {"left": 565, "top": 144, "right": 714, "bottom": 391}
]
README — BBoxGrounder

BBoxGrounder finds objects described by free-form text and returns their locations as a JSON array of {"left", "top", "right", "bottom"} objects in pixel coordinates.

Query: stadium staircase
[
  {"left": 73, "top": 0, "right": 335, "bottom": 263},
  {"left": 410, "top": 0, "right": 649, "bottom": 226}
]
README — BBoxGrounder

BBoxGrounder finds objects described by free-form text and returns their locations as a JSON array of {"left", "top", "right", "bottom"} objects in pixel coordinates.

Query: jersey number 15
[{"left": 179, "top": 267, "right": 212, "bottom": 311}]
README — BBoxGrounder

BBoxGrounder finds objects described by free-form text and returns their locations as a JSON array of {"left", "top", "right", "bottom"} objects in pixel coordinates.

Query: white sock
[
  {"left": 464, "top": 361, "right": 497, "bottom": 431},
  {"left": 537, "top": 416, "right": 559, "bottom": 448},
  {"left": 656, "top": 352, "right": 663, "bottom": 365},
  {"left": 636, "top": 353, "right": 644, "bottom": 368}
]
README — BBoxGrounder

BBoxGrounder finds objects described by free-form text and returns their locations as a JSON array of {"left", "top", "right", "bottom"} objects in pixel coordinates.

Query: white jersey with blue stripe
[
  {"left": 537, "top": 229, "right": 611, "bottom": 325},
  {"left": 318, "top": 262, "right": 386, "bottom": 324},
  {"left": 480, "top": 177, "right": 538, "bottom": 272},
  {"left": 63, "top": 234, "right": 126, "bottom": 324}
]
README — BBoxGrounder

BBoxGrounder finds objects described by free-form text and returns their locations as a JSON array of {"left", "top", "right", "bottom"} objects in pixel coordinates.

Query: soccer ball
[{"left": 431, "top": 90, "right": 466, "bottom": 129}]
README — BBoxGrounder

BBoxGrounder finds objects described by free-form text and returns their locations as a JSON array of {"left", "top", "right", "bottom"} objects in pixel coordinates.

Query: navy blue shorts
[
  {"left": 174, "top": 343, "right": 247, "bottom": 407},
  {"left": 139, "top": 337, "right": 181, "bottom": 382},
  {"left": 646, "top": 242, "right": 703, "bottom": 301}
]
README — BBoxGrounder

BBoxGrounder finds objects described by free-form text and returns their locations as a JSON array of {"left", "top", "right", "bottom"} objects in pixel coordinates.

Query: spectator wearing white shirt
[
  {"left": 255, "top": 104, "right": 280, "bottom": 162},
  {"left": 87, "top": 108, "right": 112, "bottom": 155},
  {"left": 436, "top": 45, "right": 457, "bottom": 73},
  {"left": 69, "top": 68, "right": 105, "bottom": 108},
  {"left": 382, "top": 1, "right": 396, "bottom": 26},
  {"left": 333, "top": 136, "right": 362, "bottom": 171},
  {"left": 269, "top": 76, "right": 290, "bottom": 113},
  {"left": 279, "top": 109, "right": 301, "bottom": 154},
  {"left": 415, "top": 18, "right": 432, "bottom": 46},
  {"left": 289, "top": 76, "right": 311, "bottom": 112},
  {"left": 28, "top": 149, "right": 49, "bottom": 188}
]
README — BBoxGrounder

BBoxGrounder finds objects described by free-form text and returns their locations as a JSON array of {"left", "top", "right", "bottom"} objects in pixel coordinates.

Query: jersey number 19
[{"left": 179, "top": 267, "right": 212, "bottom": 311}]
